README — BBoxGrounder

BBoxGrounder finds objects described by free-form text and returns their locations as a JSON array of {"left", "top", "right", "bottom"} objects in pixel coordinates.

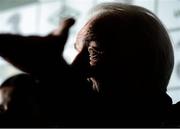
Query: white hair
[{"left": 87, "top": 2, "right": 158, "bottom": 22}]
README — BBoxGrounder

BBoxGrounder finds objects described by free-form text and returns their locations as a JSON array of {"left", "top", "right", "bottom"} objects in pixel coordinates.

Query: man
[
  {"left": 0, "top": 2, "right": 177, "bottom": 127},
  {"left": 71, "top": 3, "right": 174, "bottom": 127}
]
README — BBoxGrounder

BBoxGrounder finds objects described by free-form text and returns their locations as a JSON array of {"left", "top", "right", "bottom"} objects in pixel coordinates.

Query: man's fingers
[{"left": 52, "top": 18, "right": 75, "bottom": 36}]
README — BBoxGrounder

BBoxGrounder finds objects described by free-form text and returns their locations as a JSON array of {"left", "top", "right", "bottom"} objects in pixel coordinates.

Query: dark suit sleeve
[{"left": 0, "top": 33, "right": 68, "bottom": 76}]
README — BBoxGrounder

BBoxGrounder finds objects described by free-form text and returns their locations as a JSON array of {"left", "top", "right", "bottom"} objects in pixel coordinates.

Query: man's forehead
[
  {"left": 75, "top": 19, "right": 94, "bottom": 50},
  {"left": 78, "top": 20, "right": 93, "bottom": 37}
]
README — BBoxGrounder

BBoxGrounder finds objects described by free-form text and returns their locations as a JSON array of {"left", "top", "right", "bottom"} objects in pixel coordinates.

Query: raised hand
[{"left": 0, "top": 18, "right": 75, "bottom": 76}]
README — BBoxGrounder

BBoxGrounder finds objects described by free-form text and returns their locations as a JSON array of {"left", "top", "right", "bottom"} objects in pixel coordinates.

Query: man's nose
[{"left": 0, "top": 104, "right": 8, "bottom": 113}]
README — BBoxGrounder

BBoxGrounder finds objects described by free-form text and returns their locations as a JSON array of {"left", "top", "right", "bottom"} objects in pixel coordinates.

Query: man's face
[
  {"left": 74, "top": 19, "right": 104, "bottom": 69},
  {"left": 73, "top": 16, "right": 121, "bottom": 93}
]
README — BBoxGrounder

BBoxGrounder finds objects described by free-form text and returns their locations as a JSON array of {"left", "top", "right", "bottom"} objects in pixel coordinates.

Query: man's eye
[
  {"left": 88, "top": 47, "right": 104, "bottom": 55},
  {"left": 88, "top": 47, "right": 96, "bottom": 54},
  {"left": 88, "top": 47, "right": 93, "bottom": 52}
]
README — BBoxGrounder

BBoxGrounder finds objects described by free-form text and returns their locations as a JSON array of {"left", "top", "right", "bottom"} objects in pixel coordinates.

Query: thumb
[
  {"left": 52, "top": 18, "right": 75, "bottom": 37},
  {"left": 50, "top": 18, "right": 75, "bottom": 51}
]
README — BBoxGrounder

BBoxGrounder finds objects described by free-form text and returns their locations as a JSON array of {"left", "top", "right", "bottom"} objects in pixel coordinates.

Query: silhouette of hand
[{"left": 0, "top": 18, "right": 75, "bottom": 76}]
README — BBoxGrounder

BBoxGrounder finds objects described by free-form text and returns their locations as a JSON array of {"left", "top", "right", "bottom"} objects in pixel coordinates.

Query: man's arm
[{"left": 0, "top": 18, "right": 75, "bottom": 76}]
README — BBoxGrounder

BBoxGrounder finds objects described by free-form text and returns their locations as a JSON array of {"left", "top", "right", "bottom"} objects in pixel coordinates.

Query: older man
[
  {"left": 71, "top": 3, "right": 174, "bottom": 127},
  {"left": 0, "top": 2, "right": 178, "bottom": 127}
]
